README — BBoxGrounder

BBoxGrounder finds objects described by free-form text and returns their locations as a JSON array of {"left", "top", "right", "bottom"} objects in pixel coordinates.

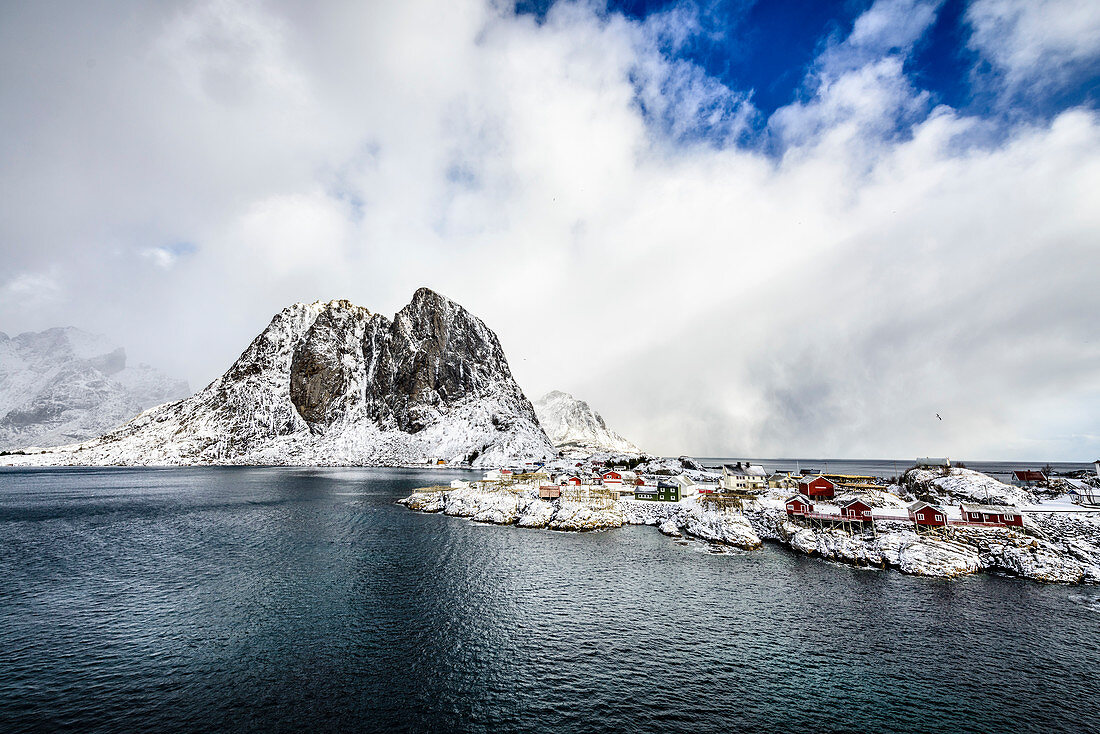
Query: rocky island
[{"left": 400, "top": 461, "right": 1100, "bottom": 585}]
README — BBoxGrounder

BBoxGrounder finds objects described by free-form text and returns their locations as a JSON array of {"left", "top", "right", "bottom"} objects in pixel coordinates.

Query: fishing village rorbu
[{"left": 402, "top": 456, "right": 1100, "bottom": 583}]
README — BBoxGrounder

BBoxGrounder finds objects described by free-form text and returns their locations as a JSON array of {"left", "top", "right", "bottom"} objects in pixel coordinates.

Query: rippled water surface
[{"left": 1, "top": 467, "right": 1098, "bottom": 733}]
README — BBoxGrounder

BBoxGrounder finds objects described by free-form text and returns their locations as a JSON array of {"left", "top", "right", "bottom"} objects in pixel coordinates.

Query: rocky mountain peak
[
  {"left": 15, "top": 290, "right": 553, "bottom": 466},
  {"left": 533, "top": 390, "right": 640, "bottom": 454}
]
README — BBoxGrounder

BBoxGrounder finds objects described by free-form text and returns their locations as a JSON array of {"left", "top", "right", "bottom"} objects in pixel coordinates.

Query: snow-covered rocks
[
  {"left": 780, "top": 524, "right": 982, "bottom": 577},
  {"left": 400, "top": 485, "right": 761, "bottom": 548},
  {"left": 887, "top": 536, "right": 983, "bottom": 577},
  {"left": 547, "top": 502, "right": 624, "bottom": 531},
  {"left": 398, "top": 491, "right": 447, "bottom": 513},
  {"left": 905, "top": 467, "right": 1036, "bottom": 507}
]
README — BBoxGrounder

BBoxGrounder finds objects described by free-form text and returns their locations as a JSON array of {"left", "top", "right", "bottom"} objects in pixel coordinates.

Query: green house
[{"left": 635, "top": 483, "right": 680, "bottom": 502}]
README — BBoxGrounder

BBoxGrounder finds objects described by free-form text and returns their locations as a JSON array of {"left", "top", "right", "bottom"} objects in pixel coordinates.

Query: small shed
[
  {"left": 959, "top": 503, "right": 1024, "bottom": 527},
  {"left": 785, "top": 494, "right": 813, "bottom": 517},
  {"left": 798, "top": 475, "right": 837, "bottom": 500},
  {"left": 908, "top": 501, "right": 947, "bottom": 527},
  {"left": 539, "top": 485, "right": 561, "bottom": 499},
  {"left": 561, "top": 475, "right": 582, "bottom": 486},
  {"left": 838, "top": 498, "right": 873, "bottom": 521}
]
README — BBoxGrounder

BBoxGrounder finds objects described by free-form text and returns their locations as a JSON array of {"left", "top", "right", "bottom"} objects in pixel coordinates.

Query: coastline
[{"left": 399, "top": 482, "right": 1100, "bottom": 585}]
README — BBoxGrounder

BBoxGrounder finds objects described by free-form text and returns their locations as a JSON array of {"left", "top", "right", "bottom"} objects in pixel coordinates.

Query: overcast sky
[{"left": 2, "top": 0, "right": 1098, "bottom": 461}]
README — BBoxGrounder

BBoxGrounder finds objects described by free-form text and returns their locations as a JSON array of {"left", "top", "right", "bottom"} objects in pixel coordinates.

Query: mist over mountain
[
  {"left": 533, "top": 390, "right": 640, "bottom": 454},
  {"left": 0, "top": 327, "right": 189, "bottom": 450}
]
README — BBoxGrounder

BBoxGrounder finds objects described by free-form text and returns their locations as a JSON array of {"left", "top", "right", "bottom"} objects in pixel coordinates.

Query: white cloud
[
  {"left": 2, "top": 271, "right": 63, "bottom": 313},
  {"left": 967, "top": 0, "right": 1100, "bottom": 90},
  {"left": 0, "top": 0, "right": 1097, "bottom": 460}
]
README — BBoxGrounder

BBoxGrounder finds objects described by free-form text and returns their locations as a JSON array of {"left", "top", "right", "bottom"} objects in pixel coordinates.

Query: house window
[{"left": 935, "top": 514, "right": 943, "bottom": 521}]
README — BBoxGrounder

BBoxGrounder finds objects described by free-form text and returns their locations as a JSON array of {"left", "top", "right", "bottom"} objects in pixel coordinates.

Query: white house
[{"left": 720, "top": 462, "right": 767, "bottom": 492}]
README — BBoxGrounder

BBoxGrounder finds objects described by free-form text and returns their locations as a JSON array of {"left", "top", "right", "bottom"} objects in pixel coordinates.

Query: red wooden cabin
[
  {"left": 798, "top": 475, "right": 837, "bottom": 500},
  {"left": 908, "top": 501, "right": 947, "bottom": 527},
  {"left": 785, "top": 494, "right": 813, "bottom": 517},
  {"left": 539, "top": 486, "right": 561, "bottom": 499},
  {"left": 602, "top": 471, "right": 623, "bottom": 486},
  {"left": 839, "top": 498, "right": 873, "bottom": 521},
  {"left": 959, "top": 504, "right": 1023, "bottom": 527}
]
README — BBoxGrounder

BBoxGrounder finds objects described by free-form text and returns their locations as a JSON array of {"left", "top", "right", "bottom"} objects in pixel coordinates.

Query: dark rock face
[
  {"left": 289, "top": 288, "right": 535, "bottom": 435},
  {"left": 289, "top": 304, "right": 366, "bottom": 430}
]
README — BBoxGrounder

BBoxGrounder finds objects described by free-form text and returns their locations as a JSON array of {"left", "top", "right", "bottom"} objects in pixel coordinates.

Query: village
[
  {"left": 439, "top": 457, "right": 1100, "bottom": 534},
  {"left": 401, "top": 456, "right": 1100, "bottom": 583}
]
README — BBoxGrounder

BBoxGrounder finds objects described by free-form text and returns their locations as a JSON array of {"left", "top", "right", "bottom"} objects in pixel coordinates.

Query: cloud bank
[{"left": 1, "top": 0, "right": 1097, "bottom": 460}]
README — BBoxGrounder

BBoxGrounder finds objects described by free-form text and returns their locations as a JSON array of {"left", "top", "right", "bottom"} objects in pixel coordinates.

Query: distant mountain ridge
[
  {"left": 0, "top": 327, "right": 189, "bottom": 450},
  {"left": 533, "top": 390, "right": 640, "bottom": 454},
  {"left": 7, "top": 289, "right": 554, "bottom": 466}
]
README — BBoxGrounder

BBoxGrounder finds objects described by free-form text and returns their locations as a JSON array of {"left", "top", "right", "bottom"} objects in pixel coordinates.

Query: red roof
[{"left": 1012, "top": 470, "right": 1046, "bottom": 481}]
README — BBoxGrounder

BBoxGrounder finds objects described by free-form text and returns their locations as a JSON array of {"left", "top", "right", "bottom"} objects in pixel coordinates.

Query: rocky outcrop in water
[
  {"left": 6, "top": 289, "right": 554, "bottom": 466},
  {"left": 399, "top": 486, "right": 762, "bottom": 548},
  {"left": 400, "top": 476, "right": 1100, "bottom": 584}
]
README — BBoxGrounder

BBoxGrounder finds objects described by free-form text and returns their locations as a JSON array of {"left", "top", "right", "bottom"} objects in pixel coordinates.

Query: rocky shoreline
[{"left": 399, "top": 485, "right": 1100, "bottom": 584}]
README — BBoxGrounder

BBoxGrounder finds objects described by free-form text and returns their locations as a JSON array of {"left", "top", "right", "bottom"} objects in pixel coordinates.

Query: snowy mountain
[
  {"left": 5, "top": 289, "right": 554, "bottom": 466},
  {"left": 0, "top": 327, "right": 189, "bottom": 450},
  {"left": 533, "top": 390, "right": 640, "bottom": 454}
]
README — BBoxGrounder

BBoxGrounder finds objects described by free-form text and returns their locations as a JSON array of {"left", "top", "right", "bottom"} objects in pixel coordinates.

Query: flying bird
[{"left": 936, "top": 413, "right": 942, "bottom": 421}]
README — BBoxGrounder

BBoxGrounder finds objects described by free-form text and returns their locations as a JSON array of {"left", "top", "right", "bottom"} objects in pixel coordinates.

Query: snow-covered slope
[
  {"left": 0, "top": 327, "right": 189, "bottom": 450},
  {"left": 6, "top": 289, "right": 554, "bottom": 467},
  {"left": 533, "top": 390, "right": 640, "bottom": 454}
]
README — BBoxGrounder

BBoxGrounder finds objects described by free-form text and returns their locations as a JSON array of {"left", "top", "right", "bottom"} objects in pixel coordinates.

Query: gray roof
[
  {"left": 723, "top": 462, "right": 766, "bottom": 477},
  {"left": 907, "top": 501, "right": 942, "bottom": 512}
]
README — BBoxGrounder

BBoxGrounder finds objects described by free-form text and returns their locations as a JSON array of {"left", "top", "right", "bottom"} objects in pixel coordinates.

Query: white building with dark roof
[{"left": 720, "top": 461, "right": 767, "bottom": 492}]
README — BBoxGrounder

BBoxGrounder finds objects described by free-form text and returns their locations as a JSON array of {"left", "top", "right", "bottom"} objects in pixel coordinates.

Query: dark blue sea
[{"left": 1, "top": 467, "right": 1098, "bottom": 734}]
